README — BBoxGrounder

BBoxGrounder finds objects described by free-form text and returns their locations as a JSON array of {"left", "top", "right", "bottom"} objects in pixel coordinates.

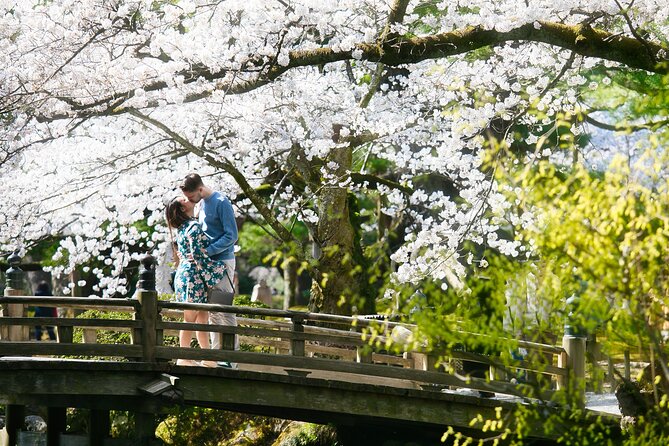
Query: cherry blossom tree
[{"left": 1, "top": 0, "right": 669, "bottom": 315}]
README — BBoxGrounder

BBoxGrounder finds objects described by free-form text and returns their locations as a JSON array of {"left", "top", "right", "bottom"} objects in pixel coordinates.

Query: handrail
[
  {"left": 0, "top": 296, "right": 567, "bottom": 354},
  {"left": 0, "top": 296, "right": 139, "bottom": 311}
]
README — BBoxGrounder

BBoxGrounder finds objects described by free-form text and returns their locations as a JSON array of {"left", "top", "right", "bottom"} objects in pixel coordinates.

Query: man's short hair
[{"left": 180, "top": 173, "right": 204, "bottom": 192}]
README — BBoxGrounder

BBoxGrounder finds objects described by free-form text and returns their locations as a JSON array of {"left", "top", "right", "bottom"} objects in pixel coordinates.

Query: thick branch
[
  {"left": 381, "top": 21, "right": 667, "bottom": 71},
  {"left": 584, "top": 113, "right": 669, "bottom": 132},
  {"left": 42, "top": 21, "right": 669, "bottom": 122}
]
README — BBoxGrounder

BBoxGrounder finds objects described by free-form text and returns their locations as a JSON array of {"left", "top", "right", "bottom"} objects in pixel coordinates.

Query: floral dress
[{"left": 173, "top": 220, "right": 228, "bottom": 303}]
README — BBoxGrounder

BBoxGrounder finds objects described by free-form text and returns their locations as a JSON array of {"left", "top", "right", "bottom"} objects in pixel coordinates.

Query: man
[{"left": 180, "top": 173, "right": 239, "bottom": 368}]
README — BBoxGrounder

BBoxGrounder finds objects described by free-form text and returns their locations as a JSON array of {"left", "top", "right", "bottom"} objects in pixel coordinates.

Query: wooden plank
[
  {"left": 136, "top": 289, "right": 158, "bottom": 362},
  {"left": 89, "top": 409, "right": 110, "bottom": 444},
  {"left": 159, "top": 302, "right": 402, "bottom": 330},
  {"left": 0, "top": 295, "right": 568, "bottom": 384},
  {"left": 153, "top": 346, "right": 549, "bottom": 399},
  {"left": 220, "top": 336, "right": 372, "bottom": 363},
  {"left": 0, "top": 317, "right": 141, "bottom": 329},
  {"left": 0, "top": 360, "right": 615, "bottom": 441},
  {"left": 160, "top": 304, "right": 566, "bottom": 356},
  {"left": 0, "top": 296, "right": 139, "bottom": 310},
  {"left": 5, "top": 404, "right": 25, "bottom": 446},
  {"left": 158, "top": 321, "right": 369, "bottom": 347},
  {"left": 447, "top": 351, "right": 568, "bottom": 377},
  {"left": 307, "top": 344, "right": 357, "bottom": 360},
  {"left": 372, "top": 353, "right": 412, "bottom": 367},
  {"left": 0, "top": 342, "right": 142, "bottom": 357}
]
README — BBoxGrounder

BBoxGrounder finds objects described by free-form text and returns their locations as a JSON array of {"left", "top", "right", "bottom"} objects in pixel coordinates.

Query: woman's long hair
[
  {"left": 165, "top": 197, "right": 192, "bottom": 264},
  {"left": 165, "top": 197, "right": 191, "bottom": 230}
]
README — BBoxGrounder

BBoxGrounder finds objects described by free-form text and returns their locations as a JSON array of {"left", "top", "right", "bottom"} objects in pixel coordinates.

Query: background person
[{"left": 33, "top": 281, "right": 57, "bottom": 341}]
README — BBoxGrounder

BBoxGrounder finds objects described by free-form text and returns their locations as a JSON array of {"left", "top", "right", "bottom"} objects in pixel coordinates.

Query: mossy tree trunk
[{"left": 308, "top": 145, "right": 365, "bottom": 315}]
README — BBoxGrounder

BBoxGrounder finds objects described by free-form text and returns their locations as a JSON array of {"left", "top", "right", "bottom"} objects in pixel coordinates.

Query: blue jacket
[{"left": 199, "top": 191, "right": 238, "bottom": 261}]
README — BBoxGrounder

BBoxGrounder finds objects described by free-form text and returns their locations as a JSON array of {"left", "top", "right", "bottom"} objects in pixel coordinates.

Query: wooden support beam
[
  {"left": 134, "top": 412, "right": 156, "bottom": 446},
  {"left": 88, "top": 409, "right": 110, "bottom": 444},
  {"left": 46, "top": 407, "right": 66, "bottom": 446},
  {"left": 5, "top": 404, "right": 25, "bottom": 446}
]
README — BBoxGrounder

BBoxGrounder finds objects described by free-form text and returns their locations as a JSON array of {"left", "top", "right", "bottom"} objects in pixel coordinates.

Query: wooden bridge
[{"left": 0, "top": 255, "right": 620, "bottom": 445}]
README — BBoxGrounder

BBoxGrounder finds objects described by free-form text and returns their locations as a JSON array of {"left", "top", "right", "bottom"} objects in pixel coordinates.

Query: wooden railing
[{"left": 0, "top": 254, "right": 588, "bottom": 405}]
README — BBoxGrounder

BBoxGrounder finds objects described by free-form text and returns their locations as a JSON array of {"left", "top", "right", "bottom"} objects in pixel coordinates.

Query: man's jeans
[{"left": 210, "top": 259, "right": 238, "bottom": 351}]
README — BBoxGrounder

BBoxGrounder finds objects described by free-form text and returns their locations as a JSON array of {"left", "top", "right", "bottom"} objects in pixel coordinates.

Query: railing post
[
  {"left": 135, "top": 254, "right": 158, "bottom": 362},
  {"left": 356, "top": 346, "right": 373, "bottom": 364},
  {"left": 2, "top": 253, "right": 29, "bottom": 341},
  {"left": 57, "top": 324, "right": 74, "bottom": 344},
  {"left": 354, "top": 323, "right": 372, "bottom": 364},
  {"left": 290, "top": 315, "right": 305, "bottom": 356},
  {"left": 558, "top": 295, "right": 586, "bottom": 407}
]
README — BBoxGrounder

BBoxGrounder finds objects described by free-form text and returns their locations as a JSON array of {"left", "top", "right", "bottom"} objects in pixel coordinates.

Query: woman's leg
[
  {"left": 195, "top": 311, "right": 217, "bottom": 367},
  {"left": 194, "top": 311, "right": 210, "bottom": 349},
  {"left": 180, "top": 309, "right": 196, "bottom": 348},
  {"left": 177, "top": 310, "right": 198, "bottom": 366}
]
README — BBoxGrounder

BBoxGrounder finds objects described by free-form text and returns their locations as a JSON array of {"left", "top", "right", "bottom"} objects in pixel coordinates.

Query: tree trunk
[
  {"left": 309, "top": 146, "right": 359, "bottom": 315},
  {"left": 283, "top": 258, "right": 298, "bottom": 309}
]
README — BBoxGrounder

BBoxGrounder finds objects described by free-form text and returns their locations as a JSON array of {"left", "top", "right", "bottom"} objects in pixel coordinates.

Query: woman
[{"left": 165, "top": 196, "right": 228, "bottom": 367}]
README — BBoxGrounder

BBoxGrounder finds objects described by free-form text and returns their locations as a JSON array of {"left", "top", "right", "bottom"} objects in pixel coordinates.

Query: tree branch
[
  {"left": 350, "top": 172, "right": 413, "bottom": 195},
  {"left": 583, "top": 113, "right": 669, "bottom": 132},
  {"left": 613, "top": 0, "right": 656, "bottom": 64},
  {"left": 125, "top": 108, "right": 302, "bottom": 250},
  {"left": 39, "top": 20, "right": 669, "bottom": 122}
]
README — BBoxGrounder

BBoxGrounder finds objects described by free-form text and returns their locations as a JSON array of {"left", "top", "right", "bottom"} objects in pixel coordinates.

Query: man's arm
[{"left": 206, "top": 197, "right": 238, "bottom": 257}]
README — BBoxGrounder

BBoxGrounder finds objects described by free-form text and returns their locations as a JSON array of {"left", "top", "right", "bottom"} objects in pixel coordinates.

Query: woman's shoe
[
  {"left": 201, "top": 360, "right": 218, "bottom": 368},
  {"left": 176, "top": 359, "right": 199, "bottom": 366}
]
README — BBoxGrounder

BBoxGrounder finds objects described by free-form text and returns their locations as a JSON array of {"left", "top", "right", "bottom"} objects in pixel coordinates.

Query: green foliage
[
  {"left": 500, "top": 153, "right": 669, "bottom": 341},
  {"left": 233, "top": 293, "right": 266, "bottom": 309},
  {"left": 621, "top": 407, "right": 669, "bottom": 445},
  {"left": 155, "top": 406, "right": 279, "bottom": 446},
  {"left": 65, "top": 408, "right": 134, "bottom": 438},
  {"left": 488, "top": 140, "right": 669, "bottom": 443},
  {"left": 66, "top": 408, "right": 87, "bottom": 434},
  {"left": 110, "top": 410, "right": 135, "bottom": 438},
  {"left": 275, "top": 422, "right": 339, "bottom": 446},
  {"left": 25, "top": 236, "right": 62, "bottom": 268},
  {"left": 238, "top": 223, "right": 281, "bottom": 266},
  {"left": 359, "top": 72, "right": 372, "bottom": 85}
]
